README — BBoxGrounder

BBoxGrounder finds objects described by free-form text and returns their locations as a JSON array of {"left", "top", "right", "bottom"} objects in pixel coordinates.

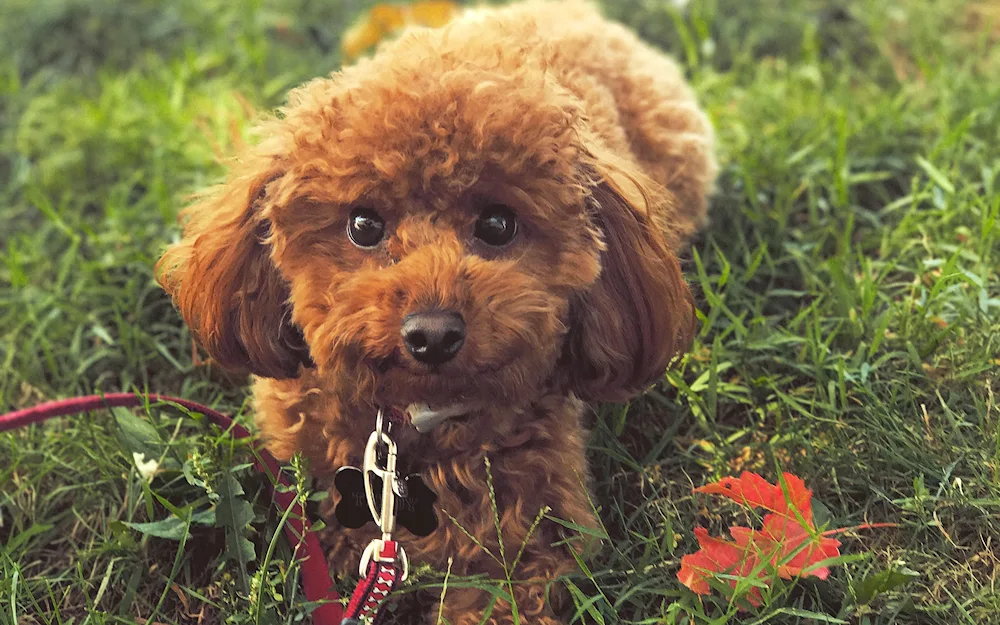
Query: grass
[{"left": 1, "top": 0, "right": 998, "bottom": 622}]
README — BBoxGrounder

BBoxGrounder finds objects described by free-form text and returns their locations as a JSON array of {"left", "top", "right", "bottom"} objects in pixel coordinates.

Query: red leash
[{"left": 0, "top": 393, "right": 346, "bottom": 623}]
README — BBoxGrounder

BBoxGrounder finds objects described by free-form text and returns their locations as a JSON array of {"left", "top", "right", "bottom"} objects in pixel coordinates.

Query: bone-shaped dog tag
[
  {"left": 333, "top": 466, "right": 438, "bottom": 536},
  {"left": 333, "top": 466, "right": 374, "bottom": 529},
  {"left": 395, "top": 474, "right": 438, "bottom": 536}
]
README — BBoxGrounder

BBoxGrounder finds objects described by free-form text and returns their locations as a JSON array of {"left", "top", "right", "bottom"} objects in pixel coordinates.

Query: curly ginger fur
[{"left": 157, "top": 1, "right": 716, "bottom": 622}]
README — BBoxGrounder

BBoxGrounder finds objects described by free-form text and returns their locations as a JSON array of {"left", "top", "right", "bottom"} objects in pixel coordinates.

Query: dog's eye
[
  {"left": 347, "top": 207, "right": 385, "bottom": 248},
  {"left": 474, "top": 205, "right": 517, "bottom": 247}
]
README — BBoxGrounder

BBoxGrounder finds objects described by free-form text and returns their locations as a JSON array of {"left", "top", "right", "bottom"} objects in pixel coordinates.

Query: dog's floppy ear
[
  {"left": 564, "top": 160, "right": 697, "bottom": 403},
  {"left": 156, "top": 155, "right": 311, "bottom": 379}
]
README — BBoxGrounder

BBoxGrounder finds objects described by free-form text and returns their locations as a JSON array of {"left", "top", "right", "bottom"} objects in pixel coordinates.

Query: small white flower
[{"left": 133, "top": 452, "right": 160, "bottom": 483}]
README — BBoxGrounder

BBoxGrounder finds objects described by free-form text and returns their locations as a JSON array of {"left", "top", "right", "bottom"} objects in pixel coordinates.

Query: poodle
[{"left": 157, "top": 1, "right": 716, "bottom": 622}]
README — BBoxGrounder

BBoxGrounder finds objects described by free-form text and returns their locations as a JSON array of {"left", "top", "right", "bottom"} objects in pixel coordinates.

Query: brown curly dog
[{"left": 157, "top": 1, "right": 716, "bottom": 622}]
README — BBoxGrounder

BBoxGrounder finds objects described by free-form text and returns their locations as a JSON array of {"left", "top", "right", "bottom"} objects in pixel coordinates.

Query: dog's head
[{"left": 157, "top": 34, "right": 695, "bottom": 416}]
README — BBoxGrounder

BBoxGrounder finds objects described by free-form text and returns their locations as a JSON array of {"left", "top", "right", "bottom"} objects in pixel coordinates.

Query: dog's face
[
  {"left": 158, "top": 52, "right": 695, "bottom": 415},
  {"left": 272, "top": 172, "right": 596, "bottom": 409}
]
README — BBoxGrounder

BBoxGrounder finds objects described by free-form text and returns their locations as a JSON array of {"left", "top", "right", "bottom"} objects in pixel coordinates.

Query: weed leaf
[
  {"left": 123, "top": 508, "right": 214, "bottom": 540},
  {"left": 123, "top": 517, "right": 189, "bottom": 540},
  {"left": 113, "top": 405, "right": 164, "bottom": 460},
  {"left": 853, "top": 565, "right": 920, "bottom": 605},
  {"left": 216, "top": 471, "right": 256, "bottom": 589},
  {"left": 216, "top": 473, "right": 254, "bottom": 529}
]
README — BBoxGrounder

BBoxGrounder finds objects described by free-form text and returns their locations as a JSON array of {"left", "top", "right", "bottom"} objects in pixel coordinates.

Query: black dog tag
[
  {"left": 395, "top": 474, "right": 438, "bottom": 537},
  {"left": 333, "top": 467, "right": 374, "bottom": 530},
  {"left": 333, "top": 466, "right": 438, "bottom": 536}
]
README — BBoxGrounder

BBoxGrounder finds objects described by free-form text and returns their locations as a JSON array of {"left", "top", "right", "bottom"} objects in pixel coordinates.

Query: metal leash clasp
[{"left": 358, "top": 407, "right": 409, "bottom": 581}]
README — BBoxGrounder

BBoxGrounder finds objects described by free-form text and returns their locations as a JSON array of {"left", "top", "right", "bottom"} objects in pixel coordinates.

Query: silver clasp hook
[
  {"left": 362, "top": 407, "right": 398, "bottom": 538},
  {"left": 358, "top": 407, "right": 409, "bottom": 581}
]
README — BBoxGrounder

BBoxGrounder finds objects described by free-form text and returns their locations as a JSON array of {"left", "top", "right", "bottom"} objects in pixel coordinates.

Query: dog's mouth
[
  {"left": 375, "top": 355, "right": 475, "bottom": 432},
  {"left": 367, "top": 348, "right": 516, "bottom": 418},
  {"left": 368, "top": 350, "right": 469, "bottom": 403}
]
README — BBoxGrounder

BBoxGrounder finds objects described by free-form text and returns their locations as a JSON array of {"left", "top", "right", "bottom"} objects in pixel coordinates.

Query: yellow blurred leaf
[
  {"left": 408, "top": 0, "right": 460, "bottom": 27},
  {"left": 341, "top": 1, "right": 460, "bottom": 60}
]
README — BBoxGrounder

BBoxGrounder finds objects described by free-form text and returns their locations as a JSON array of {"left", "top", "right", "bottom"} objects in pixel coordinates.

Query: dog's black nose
[{"left": 401, "top": 311, "right": 466, "bottom": 365}]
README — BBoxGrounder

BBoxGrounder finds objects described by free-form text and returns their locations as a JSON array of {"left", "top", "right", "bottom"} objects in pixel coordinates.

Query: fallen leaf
[
  {"left": 757, "top": 514, "right": 841, "bottom": 579},
  {"left": 680, "top": 472, "right": 843, "bottom": 607},
  {"left": 695, "top": 471, "right": 813, "bottom": 523},
  {"left": 678, "top": 527, "right": 767, "bottom": 606}
]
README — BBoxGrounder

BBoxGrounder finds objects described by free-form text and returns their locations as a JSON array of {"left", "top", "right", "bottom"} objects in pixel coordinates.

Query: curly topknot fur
[{"left": 158, "top": 1, "right": 715, "bottom": 622}]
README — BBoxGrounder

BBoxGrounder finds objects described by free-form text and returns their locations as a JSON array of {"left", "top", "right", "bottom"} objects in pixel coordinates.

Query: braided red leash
[
  {"left": 342, "top": 540, "right": 405, "bottom": 624},
  {"left": 0, "top": 393, "right": 346, "bottom": 623}
]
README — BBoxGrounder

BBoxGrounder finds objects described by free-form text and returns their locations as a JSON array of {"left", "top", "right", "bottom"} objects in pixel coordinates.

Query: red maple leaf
[
  {"left": 758, "top": 514, "right": 841, "bottom": 580},
  {"left": 677, "top": 527, "right": 770, "bottom": 606},
  {"left": 678, "top": 472, "right": 842, "bottom": 607},
  {"left": 695, "top": 471, "right": 814, "bottom": 523}
]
